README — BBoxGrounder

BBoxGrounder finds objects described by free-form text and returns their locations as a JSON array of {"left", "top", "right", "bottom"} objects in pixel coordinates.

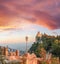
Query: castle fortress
[
  {"left": 0, "top": 32, "right": 59, "bottom": 64},
  {"left": 0, "top": 46, "right": 38, "bottom": 64},
  {"left": 0, "top": 46, "right": 20, "bottom": 62},
  {"left": 36, "top": 32, "right": 42, "bottom": 43},
  {"left": 0, "top": 46, "right": 19, "bottom": 56}
]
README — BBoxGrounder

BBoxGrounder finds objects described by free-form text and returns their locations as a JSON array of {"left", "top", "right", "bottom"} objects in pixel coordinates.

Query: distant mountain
[{"left": 0, "top": 42, "right": 33, "bottom": 51}]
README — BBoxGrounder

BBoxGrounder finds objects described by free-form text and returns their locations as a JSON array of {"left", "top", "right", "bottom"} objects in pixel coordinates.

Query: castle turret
[
  {"left": 4, "top": 47, "right": 8, "bottom": 56},
  {"left": 15, "top": 50, "right": 19, "bottom": 56},
  {"left": 35, "top": 32, "right": 42, "bottom": 43}
]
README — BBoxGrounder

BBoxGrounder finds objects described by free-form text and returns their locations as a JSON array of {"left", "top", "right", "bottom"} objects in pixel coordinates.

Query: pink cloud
[{"left": 0, "top": 0, "right": 60, "bottom": 30}]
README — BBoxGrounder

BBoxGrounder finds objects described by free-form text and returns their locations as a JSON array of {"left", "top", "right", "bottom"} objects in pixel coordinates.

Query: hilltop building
[
  {"left": 35, "top": 32, "right": 42, "bottom": 43},
  {"left": 0, "top": 46, "right": 20, "bottom": 57}
]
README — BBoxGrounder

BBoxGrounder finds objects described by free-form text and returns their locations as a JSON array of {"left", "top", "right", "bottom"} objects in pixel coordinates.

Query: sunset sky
[{"left": 0, "top": 0, "right": 60, "bottom": 43}]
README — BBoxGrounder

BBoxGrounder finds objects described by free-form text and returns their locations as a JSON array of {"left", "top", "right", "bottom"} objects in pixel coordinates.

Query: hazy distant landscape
[{"left": 0, "top": 42, "right": 33, "bottom": 51}]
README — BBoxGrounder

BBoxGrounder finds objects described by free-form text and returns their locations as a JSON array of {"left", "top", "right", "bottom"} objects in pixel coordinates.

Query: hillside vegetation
[{"left": 29, "top": 33, "right": 60, "bottom": 58}]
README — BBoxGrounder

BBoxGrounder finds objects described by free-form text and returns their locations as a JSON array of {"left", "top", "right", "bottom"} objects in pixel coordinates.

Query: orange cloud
[{"left": 0, "top": 0, "right": 60, "bottom": 30}]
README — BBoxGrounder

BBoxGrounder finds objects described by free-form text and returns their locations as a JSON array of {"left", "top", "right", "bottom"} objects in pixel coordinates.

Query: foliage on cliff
[{"left": 29, "top": 33, "right": 60, "bottom": 58}]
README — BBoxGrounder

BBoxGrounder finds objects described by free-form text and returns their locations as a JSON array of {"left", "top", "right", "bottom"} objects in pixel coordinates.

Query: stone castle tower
[
  {"left": 3, "top": 47, "right": 8, "bottom": 56},
  {"left": 15, "top": 50, "right": 19, "bottom": 56},
  {"left": 0, "top": 46, "right": 8, "bottom": 56},
  {"left": 35, "top": 32, "right": 42, "bottom": 43}
]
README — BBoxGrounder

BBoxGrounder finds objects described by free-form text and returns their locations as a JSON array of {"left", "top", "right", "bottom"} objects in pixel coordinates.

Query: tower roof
[{"left": 36, "top": 32, "right": 41, "bottom": 37}]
